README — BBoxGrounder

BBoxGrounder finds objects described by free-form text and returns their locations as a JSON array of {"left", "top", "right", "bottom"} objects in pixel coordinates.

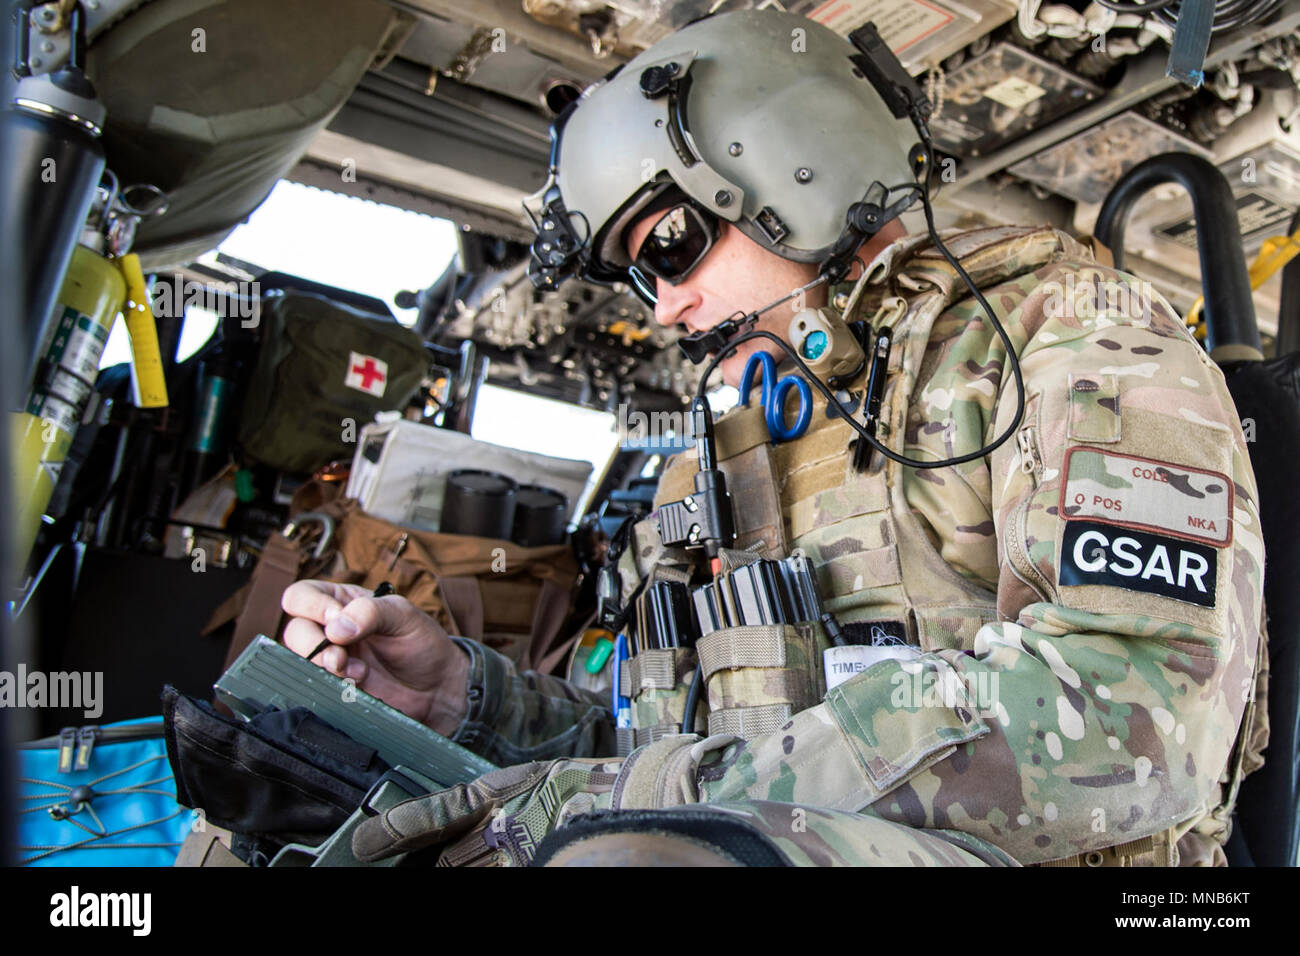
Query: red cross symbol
[
  {"left": 345, "top": 351, "right": 388, "bottom": 397},
  {"left": 351, "top": 357, "right": 384, "bottom": 390}
]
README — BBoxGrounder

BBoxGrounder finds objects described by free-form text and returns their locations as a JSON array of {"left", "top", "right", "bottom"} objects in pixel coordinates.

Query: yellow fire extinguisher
[{"left": 11, "top": 181, "right": 169, "bottom": 564}]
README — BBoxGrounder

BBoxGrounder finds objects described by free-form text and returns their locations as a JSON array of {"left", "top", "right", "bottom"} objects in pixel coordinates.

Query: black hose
[
  {"left": 681, "top": 664, "right": 703, "bottom": 735},
  {"left": 1092, "top": 0, "right": 1177, "bottom": 13},
  {"left": 1094, "top": 152, "right": 1261, "bottom": 357},
  {"left": 1152, "top": 0, "right": 1285, "bottom": 34},
  {"left": 67, "top": 1, "right": 86, "bottom": 70},
  {"left": 1277, "top": 208, "right": 1300, "bottom": 356}
]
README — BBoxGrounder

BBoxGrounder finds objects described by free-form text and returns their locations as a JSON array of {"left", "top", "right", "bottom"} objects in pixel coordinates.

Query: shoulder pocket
[{"left": 1050, "top": 408, "right": 1241, "bottom": 636}]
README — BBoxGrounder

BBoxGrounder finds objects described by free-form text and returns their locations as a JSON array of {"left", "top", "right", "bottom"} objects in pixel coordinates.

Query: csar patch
[
  {"left": 1060, "top": 447, "right": 1231, "bottom": 547},
  {"left": 1060, "top": 521, "right": 1216, "bottom": 607}
]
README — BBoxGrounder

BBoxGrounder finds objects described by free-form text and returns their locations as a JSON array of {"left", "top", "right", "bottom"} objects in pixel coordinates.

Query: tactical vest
[{"left": 620, "top": 225, "right": 1268, "bottom": 867}]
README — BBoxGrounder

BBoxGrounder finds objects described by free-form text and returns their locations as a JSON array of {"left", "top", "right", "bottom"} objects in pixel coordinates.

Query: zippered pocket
[
  {"left": 19, "top": 720, "right": 164, "bottom": 774},
  {"left": 1006, "top": 494, "right": 1052, "bottom": 604},
  {"left": 1016, "top": 424, "right": 1039, "bottom": 477},
  {"left": 19, "top": 719, "right": 164, "bottom": 748},
  {"left": 1005, "top": 423, "right": 1052, "bottom": 603}
]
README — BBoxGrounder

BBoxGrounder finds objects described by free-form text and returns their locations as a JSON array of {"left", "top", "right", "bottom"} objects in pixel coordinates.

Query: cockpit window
[
  {"left": 203, "top": 180, "right": 460, "bottom": 326},
  {"left": 99, "top": 180, "right": 461, "bottom": 370},
  {"left": 470, "top": 384, "right": 621, "bottom": 519}
]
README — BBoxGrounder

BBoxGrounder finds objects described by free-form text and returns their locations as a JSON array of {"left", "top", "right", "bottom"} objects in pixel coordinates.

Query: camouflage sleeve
[
  {"left": 447, "top": 637, "right": 617, "bottom": 764},
  {"left": 699, "top": 258, "right": 1266, "bottom": 866}
]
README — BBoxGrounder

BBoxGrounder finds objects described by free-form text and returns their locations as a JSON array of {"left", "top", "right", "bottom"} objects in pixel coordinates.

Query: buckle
[{"left": 281, "top": 511, "right": 335, "bottom": 558}]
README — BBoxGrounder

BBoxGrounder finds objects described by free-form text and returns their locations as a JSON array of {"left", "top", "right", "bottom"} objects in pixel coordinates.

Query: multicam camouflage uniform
[{"left": 442, "top": 225, "right": 1267, "bottom": 867}]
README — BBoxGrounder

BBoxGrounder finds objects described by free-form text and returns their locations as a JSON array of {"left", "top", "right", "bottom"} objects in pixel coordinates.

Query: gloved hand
[{"left": 352, "top": 734, "right": 721, "bottom": 866}]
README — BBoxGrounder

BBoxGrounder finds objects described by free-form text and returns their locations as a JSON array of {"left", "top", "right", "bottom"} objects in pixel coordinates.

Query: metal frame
[{"left": 944, "top": 6, "right": 1300, "bottom": 196}]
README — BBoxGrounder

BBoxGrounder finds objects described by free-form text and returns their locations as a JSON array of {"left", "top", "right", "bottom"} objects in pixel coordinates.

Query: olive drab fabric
[
  {"left": 238, "top": 290, "right": 431, "bottom": 474},
  {"left": 436, "top": 225, "right": 1268, "bottom": 867}
]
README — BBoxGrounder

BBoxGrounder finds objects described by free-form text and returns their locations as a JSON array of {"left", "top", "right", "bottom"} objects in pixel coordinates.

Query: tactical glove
[{"left": 352, "top": 734, "right": 723, "bottom": 866}]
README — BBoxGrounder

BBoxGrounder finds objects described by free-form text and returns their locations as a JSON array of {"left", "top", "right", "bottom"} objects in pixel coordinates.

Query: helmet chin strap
[{"left": 676, "top": 273, "right": 830, "bottom": 366}]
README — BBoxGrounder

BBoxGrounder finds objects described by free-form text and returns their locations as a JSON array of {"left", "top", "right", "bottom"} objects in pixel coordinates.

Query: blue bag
[{"left": 17, "top": 717, "right": 193, "bottom": 867}]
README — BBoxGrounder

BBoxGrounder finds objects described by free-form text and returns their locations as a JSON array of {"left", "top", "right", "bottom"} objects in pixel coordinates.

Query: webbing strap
[
  {"left": 628, "top": 651, "right": 682, "bottom": 692},
  {"left": 615, "top": 727, "right": 636, "bottom": 759},
  {"left": 697, "top": 626, "right": 791, "bottom": 682},
  {"left": 616, "top": 724, "right": 689, "bottom": 756},
  {"left": 707, "top": 704, "right": 792, "bottom": 740},
  {"left": 437, "top": 830, "right": 501, "bottom": 867},
  {"left": 618, "top": 659, "right": 631, "bottom": 699},
  {"left": 714, "top": 403, "right": 772, "bottom": 461},
  {"left": 641, "top": 724, "right": 688, "bottom": 747},
  {"left": 649, "top": 564, "right": 692, "bottom": 586},
  {"left": 716, "top": 547, "right": 762, "bottom": 576},
  {"left": 713, "top": 668, "right": 811, "bottom": 702}
]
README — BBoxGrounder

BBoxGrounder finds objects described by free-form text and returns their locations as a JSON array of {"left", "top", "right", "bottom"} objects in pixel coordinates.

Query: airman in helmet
[{"left": 284, "top": 8, "right": 1266, "bottom": 868}]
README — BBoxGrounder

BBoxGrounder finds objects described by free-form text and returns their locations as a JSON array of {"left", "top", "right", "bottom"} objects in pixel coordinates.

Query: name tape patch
[
  {"left": 1060, "top": 447, "right": 1232, "bottom": 547},
  {"left": 1060, "top": 520, "right": 1217, "bottom": 607}
]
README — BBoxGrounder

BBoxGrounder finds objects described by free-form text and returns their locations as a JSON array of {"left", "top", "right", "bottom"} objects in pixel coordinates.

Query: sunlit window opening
[
  {"left": 101, "top": 181, "right": 459, "bottom": 369},
  {"left": 210, "top": 180, "right": 459, "bottom": 325},
  {"left": 470, "top": 384, "right": 620, "bottom": 519}
]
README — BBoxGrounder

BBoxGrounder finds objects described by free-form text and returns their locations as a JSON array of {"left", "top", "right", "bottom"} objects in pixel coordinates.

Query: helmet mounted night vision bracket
[{"left": 524, "top": 104, "right": 590, "bottom": 293}]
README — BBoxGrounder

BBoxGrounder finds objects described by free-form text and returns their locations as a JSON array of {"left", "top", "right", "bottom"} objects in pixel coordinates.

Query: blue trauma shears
[{"left": 738, "top": 352, "right": 812, "bottom": 443}]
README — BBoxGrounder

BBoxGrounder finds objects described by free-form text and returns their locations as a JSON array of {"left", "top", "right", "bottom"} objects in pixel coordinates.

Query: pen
[
  {"left": 613, "top": 634, "right": 632, "bottom": 729},
  {"left": 855, "top": 327, "right": 892, "bottom": 472},
  {"left": 306, "top": 580, "right": 394, "bottom": 662}
]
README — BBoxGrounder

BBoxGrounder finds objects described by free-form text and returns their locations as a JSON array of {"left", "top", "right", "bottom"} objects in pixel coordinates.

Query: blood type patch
[{"left": 1059, "top": 447, "right": 1232, "bottom": 548}]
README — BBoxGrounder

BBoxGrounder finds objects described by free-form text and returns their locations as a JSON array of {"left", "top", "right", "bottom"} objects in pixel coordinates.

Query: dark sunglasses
[{"left": 626, "top": 201, "right": 720, "bottom": 304}]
